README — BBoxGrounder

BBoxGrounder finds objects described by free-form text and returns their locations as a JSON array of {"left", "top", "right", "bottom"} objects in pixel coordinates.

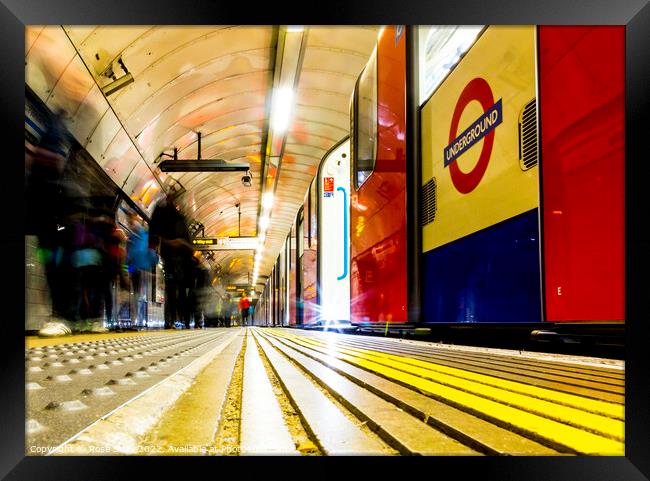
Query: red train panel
[
  {"left": 539, "top": 26, "right": 625, "bottom": 322},
  {"left": 350, "top": 26, "right": 408, "bottom": 325}
]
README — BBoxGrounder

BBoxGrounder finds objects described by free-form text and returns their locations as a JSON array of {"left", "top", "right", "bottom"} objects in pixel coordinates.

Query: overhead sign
[
  {"left": 193, "top": 238, "right": 221, "bottom": 246},
  {"left": 192, "top": 236, "right": 258, "bottom": 250}
]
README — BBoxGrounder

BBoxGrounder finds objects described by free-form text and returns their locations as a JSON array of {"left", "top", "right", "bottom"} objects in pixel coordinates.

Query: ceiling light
[
  {"left": 259, "top": 216, "right": 270, "bottom": 230},
  {"left": 262, "top": 191, "right": 274, "bottom": 209},
  {"left": 271, "top": 87, "right": 294, "bottom": 133},
  {"left": 287, "top": 25, "right": 304, "bottom": 32}
]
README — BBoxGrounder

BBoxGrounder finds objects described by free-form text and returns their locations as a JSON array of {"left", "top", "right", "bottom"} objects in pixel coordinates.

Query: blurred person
[
  {"left": 188, "top": 256, "right": 210, "bottom": 329},
  {"left": 223, "top": 294, "right": 232, "bottom": 328},
  {"left": 148, "top": 192, "right": 194, "bottom": 329},
  {"left": 71, "top": 197, "right": 111, "bottom": 333},
  {"left": 25, "top": 107, "right": 85, "bottom": 337},
  {"left": 126, "top": 212, "right": 158, "bottom": 327},
  {"left": 80, "top": 197, "right": 131, "bottom": 333},
  {"left": 239, "top": 294, "right": 251, "bottom": 326}
]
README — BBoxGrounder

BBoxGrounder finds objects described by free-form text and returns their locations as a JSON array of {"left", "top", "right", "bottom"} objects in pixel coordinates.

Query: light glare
[
  {"left": 262, "top": 191, "right": 274, "bottom": 209},
  {"left": 271, "top": 87, "right": 294, "bottom": 132}
]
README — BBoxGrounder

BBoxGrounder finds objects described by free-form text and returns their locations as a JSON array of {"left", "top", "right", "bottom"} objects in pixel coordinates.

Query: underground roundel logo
[{"left": 444, "top": 77, "right": 502, "bottom": 194}]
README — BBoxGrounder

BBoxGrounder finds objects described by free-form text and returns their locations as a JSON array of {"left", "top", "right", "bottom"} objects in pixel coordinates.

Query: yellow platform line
[
  {"left": 273, "top": 332, "right": 624, "bottom": 441},
  {"left": 301, "top": 335, "right": 624, "bottom": 418},
  {"left": 25, "top": 330, "right": 178, "bottom": 348},
  {"left": 266, "top": 330, "right": 623, "bottom": 455}
]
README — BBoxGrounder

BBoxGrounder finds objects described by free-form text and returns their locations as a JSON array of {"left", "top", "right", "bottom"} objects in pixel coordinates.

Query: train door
[
  {"left": 274, "top": 261, "right": 281, "bottom": 326},
  {"left": 277, "top": 239, "right": 286, "bottom": 326},
  {"left": 302, "top": 180, "right": 318, "bottom": 325},
  {"left": 271, "top": 265, "right": 277, "bottom": 326},
  {"left": 317, "top": 138, "right": 351, "bottom": 324},
  {"left": 282, "top": 236, "right": 290, "bottom": 326},
  {"left": 296, "top": 207, "right": 305, "bottom": 325},
  {"left": 288, "top": 224, "right": 297, "bottom": 325}
]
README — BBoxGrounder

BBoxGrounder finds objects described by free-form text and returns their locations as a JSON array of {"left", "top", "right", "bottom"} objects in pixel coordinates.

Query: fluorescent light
[
  {"left": 287, "top": 25, "right": 303, "bottom": 32},
  {"left": 271, "top": 87, "right": 294, "bottom": 132},
  {"left": 262, "top": 191, "right": 274, "bottom": 209},
  {"left": 258, "top": 232, "right": 266, "bottom": 243},
  {"left": 259, "top": 216, "right": 270, "bottom": 230}
]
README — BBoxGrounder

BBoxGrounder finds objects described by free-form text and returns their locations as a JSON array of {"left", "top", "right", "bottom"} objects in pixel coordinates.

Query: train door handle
[{"left": 337, "top": 186, "right": 349, "bottom": 281}]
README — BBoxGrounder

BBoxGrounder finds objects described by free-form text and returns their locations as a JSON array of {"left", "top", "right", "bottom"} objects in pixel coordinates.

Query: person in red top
[{"left": 239, "top": 294, "right": 251, "bottom": 326}]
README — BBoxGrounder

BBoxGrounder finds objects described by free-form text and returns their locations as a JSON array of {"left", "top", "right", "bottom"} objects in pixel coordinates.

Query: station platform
[{"left": 26, "top": 327, "right": 624, "bottom": 456}]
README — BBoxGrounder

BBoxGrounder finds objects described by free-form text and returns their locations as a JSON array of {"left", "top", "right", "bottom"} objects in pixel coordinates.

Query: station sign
[
  {"left": 192, "top": 238, "right": 223, "bottom": 246},
  {"left": 191, "top": 236, "right": 259, "bottom": 250}
]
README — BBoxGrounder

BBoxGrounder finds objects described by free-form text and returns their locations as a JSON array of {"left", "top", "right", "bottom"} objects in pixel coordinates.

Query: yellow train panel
[{"left": 421, "top": 26, "right": 539, "bottom": 252}]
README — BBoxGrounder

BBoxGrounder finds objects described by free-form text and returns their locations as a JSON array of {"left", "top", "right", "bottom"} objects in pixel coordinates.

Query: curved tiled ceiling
[{"left": 25, "top": 25, "right": 378, "bottom": 288}]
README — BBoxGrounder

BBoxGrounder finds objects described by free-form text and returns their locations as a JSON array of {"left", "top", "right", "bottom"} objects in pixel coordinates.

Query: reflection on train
[{"left": 253, "top": 25, "right": 625, "bottom": 339}]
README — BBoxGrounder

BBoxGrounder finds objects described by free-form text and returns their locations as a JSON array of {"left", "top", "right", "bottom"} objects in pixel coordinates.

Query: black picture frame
[{"left": 2, "top": 0, "right": 649, "bottom": 479}]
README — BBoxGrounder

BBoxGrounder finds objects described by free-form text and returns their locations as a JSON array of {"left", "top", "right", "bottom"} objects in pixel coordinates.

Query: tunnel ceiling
[{"left": 25, "top": 25, "right": 378, "bottom": 288}]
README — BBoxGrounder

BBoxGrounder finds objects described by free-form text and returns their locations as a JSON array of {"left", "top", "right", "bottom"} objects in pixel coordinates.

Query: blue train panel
[{"left": 422, "top": 209, "right": 541, "bottom": 324}]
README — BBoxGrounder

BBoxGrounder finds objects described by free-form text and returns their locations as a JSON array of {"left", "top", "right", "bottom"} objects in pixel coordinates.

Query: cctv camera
[
  {"left": 241, "top": 175, "right": 252, "bottom": 187},
  {"left": 101, "top": 73, "right": 134, "bottom": 97}
]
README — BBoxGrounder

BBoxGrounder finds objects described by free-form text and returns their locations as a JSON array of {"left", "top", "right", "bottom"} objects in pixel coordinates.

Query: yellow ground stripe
[
  {"left": 25, "top": 330, "right": 177, "bottom": 348},
  {"left": 267, "top": 330, "right": 623, "bottom": 455},
  {"left": 276, "top": 332, "right": 624, "bottom": 441},
  {"left": 298, "top": 335, "right": 624, "bottom": 419}
]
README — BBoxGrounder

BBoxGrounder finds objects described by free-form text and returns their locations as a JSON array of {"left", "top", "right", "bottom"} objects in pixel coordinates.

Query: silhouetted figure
[{"left": 148, "top": 193, "right": 194, "bottom": 329}]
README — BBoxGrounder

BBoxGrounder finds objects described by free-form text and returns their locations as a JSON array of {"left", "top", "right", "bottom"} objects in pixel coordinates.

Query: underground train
[{"left": 253, "top": 25, "right": 625, "bottom": 339}]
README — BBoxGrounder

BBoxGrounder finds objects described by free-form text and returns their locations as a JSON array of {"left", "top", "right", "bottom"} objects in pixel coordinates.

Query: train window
[
  {"left": 418, "top": 26, "right": 484, "bottom": 106},
  {"left": 354, "top": 47, "right": 377, "bottom": 189}
]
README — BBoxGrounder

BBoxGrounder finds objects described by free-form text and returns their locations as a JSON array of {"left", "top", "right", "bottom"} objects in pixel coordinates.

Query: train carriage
[{"left": 264, "top": 24, "right": 624, "bottom": 337}]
